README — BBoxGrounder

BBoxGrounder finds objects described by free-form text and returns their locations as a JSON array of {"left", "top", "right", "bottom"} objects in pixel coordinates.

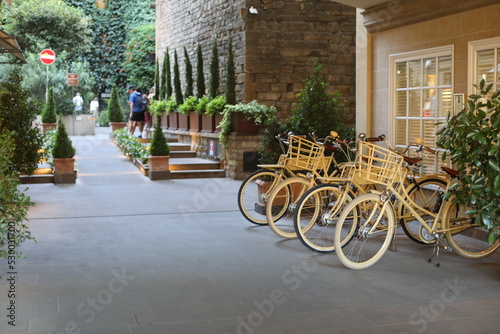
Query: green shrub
[
  {"left": 52, "top": 118, "right": 76, "bottom": 159},
  {"left": 107, "top": 85, "right": 124, "bottom": 123},
  {"left": 195, "top": 96, "right": 211, "bottom": 115},
  {"left": 205, "top": 95, "right": 226, "bottom": 116},
  {"left": 149, "top": 116, "right": 170, "bottom": 156},
  {"left": 179, "top": 96, "right": 198, "bottom": 115},
  {"left": 165, "top": 98, "right": 178, "bottom": 115},
  {"left": 41, "top": 87, "right": 57, "bottom": 123}
]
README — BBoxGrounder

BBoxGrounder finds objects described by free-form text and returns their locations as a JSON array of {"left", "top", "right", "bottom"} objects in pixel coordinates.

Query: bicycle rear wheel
[
  {"left": 399, "top": 177, "right": 447, "bottom": 244},
  {"left": 237, "top": 169, "right": 284, "bottom": 225},
  {"left": 334, "top": 193, "right": 396, "bottom": 270},
  {"left": 266, "top": 177, "right": 313, "bottom": 239},
  {"left": 294, "top": 184, "right": 351, "bottom": 253},
  {"left": 443, "top": 195, "right": 500, "bottom": 259}
]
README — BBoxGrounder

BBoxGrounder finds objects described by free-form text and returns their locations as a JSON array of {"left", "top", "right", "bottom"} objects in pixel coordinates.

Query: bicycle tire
[
  {"left": 399, "top": 177, "right": 447, "bottom": 244},
  {"left": 294, "top": 183, "right": 351, "bottom": 253},
  {"left": 334, "top": 193, "right": 397, "bottom": 270},
  {"left": 443, "top": 195, "right": 500, "bottom": 259},
  {"left": 237, "top": 169, "right": 285, "bottom": 225},
  {"left": 266, "top": 177, "right": 313, "bottom": 239}
]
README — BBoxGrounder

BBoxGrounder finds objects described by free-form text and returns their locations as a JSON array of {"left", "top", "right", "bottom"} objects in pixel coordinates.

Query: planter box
[
  {"left": 148, "top": 155, "right": 171, "bottom": 180},
  {"left": 161, "top": 112, "right": 169, "bottom": 129},
  {"left": 53, "top": 158, "right": 76, "bottom": 184},
  {"left": 42, "top": 122, "right": 57, "bottom": 133},
  {"left": 61, "top": 115, "right": 95, "bottom": 136},
  {"left": 177, "top": 112, "right": 190, "bottom": 131},
  {"left": 189, "top": 112, "right": 202, "bottom": 132},
  {"left": 213, "top": 113, "right": 224, "bottom": 133},
  {"left": 201, "top": 114, "right": 215, "bottom": 133},
  {"left": 230, "top": 112, "right": 261, "bottom": 135},
  {"left": 168, "top": 112, "right": 178, "bottom": 130},
  {"left": 109, "top": 122, "right": 126, "bottom": 132}
]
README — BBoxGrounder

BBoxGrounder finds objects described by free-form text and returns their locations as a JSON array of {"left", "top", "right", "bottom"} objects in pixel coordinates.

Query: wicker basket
[
  {"left": 353, "top": 141, "right": 404, "bottom": 186},
  {"left": 286, "top": 135, "right": 325, "bottom": 171}
]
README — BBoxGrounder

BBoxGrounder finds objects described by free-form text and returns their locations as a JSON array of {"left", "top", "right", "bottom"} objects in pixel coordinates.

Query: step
[
  {"left": 169, "top": 159, "right": 220, "bottom": 171},
  {"left": 171, "top": 169, "right": 226, "bottom": 179},
  {"left": 169, "top": 151, "right": 197, "bottom": 158},
  {"left": 168, "top": 143, "right": 192, "bottom": 151}
]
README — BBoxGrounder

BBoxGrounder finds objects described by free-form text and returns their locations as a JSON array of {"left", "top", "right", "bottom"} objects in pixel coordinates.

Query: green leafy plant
[
  {"left": 209, "top": 39, "right": 220, "bottom": 98},
  {"left": 437, "top": 79, "right": 500, "bottom": 238},
  {"left": 52, "top": 118, "right": 76, "bottom": 159},
  {"left": 111, "top": 128, "right": 149, "bottom": 163},
  {"left": 149, "top": 99, "right": 167, "bottom": 115},
  {"left": 184, "top": 47, "right": 194, "bottom": 98},
  {"left": 205, "top": 95, "right": 226, "bottom": 116},
  {"left": 149, "top": 116, "right": 170, "bottom": 156},
  {"left": 225, "top": 38, "right": 236, "bottom": 105},
  {"left": 153, "top": 59, "right": 160, "bottom": 100},
  {"left": 173, "top": 50, "right": 183, "bottom": 105},
  {"left": 107, "top": 85, "right": 124, "bottom": 123},
  {"left": 179, "top": 96, "right": 199, "bottom": 115},
  {"left": 165, "top": 98, "right": 178, "bottom": 115},
  {"left": 218, "top": 100, "right": 277, "bottom": 148},
  {"left": 0, "top": 132, "right": 35, "bottom": 271},
  {"left": 41, "top": 87, "right": 57, "bottom": 123},
  {"left": 195, "top": 96, "right": 211, "bottom": 115},
  {"left": 0, "top": 68, "right": 44, "bottom": 175},
  {"left": 196, "top": 43, "right": 206, "bottom": 98}
]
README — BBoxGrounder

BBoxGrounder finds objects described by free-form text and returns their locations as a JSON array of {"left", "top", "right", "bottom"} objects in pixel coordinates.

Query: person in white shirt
[{"left": 73, "top": 92, "right": 84, "bottom": 113}]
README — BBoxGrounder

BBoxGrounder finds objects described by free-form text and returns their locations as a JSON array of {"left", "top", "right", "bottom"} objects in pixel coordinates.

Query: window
[
  {"left": 390, "top": 46, "right": 453, "bottom": 173},
  {"left": 469, "top": 37, "right": 500, "bottom": 97}
]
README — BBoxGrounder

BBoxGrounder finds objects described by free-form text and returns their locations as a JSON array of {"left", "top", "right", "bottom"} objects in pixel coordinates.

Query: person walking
[
  {"left": 128, "top": 86, "right": 145, "bottom": 138},
  {"left": 90, "top": 97, "right": 99, "bottom": 122}
]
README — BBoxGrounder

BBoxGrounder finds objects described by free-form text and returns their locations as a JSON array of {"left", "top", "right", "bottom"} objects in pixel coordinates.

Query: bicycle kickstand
[{"left": 427, "top": 235, "right": 446, "bottom": 268}]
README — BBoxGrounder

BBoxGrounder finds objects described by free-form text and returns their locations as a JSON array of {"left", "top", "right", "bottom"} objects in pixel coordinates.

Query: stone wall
[{"left": 155, "top": 0, "right": 356, "bottom": 121}]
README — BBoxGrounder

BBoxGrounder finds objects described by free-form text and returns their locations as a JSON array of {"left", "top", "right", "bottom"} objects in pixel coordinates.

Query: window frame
[{"left": 468, "top": 37, "right": 500, "bottom": 95}]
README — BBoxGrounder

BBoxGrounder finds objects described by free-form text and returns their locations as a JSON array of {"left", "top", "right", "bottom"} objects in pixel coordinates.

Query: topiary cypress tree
[
  {"left": 160, "top": 48, "right": 170, "bottom": 99},
  {"left": 154, "top": 59, "right": 159, "bottom": 100},
  {"left": 209, "top": 39, "right": 220, "bottom": 99},
  {"left": 173, "top": 50, "right": 183, "bottom": 105},
  {"left": 225, "top": 38, "right": 236, "bottom": 105},
  {"left": 107, "top": 85, "right": 124, "bottom": 122},
  {"left": 41, "top": 87, "right": 57, "bottom": 123},
  {"left": 196, "top": 43, "right": 206, "bottom": 98},
  {"left": 149, "top": 115, "right": 170, "bottom": 156},
  {"left": 52, "top": 118, "right": 76, "bottom": 159},
  {"left": 184, "top": 47, "right": 194, "bottom": 98}
]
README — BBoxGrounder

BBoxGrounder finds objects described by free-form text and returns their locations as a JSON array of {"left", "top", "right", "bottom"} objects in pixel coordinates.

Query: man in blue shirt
[{"left": 128, "top": 86, "right": 145, "bottom": 138}]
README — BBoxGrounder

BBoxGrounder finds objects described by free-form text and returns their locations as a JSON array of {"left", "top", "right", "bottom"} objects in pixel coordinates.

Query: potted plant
[
  {"left": 41, "top": 87, "right": 58, "bottom": 133},
  {"left": 180, "top": 96, "right": 201, "bottom": 131},
  {"left": 197, "top": 96, "right": 212, "bottom": 132},
  {"left": 165, "top": 98, "right": 178, "bottom": 130},
  {"left": 52, "top": 117, "right": 76, "bottom": 184},
  {"left": 206, "top": 95, "right": 226, "bottom": 133},
  {"left": 108, "top": 85, "right": 125, "bottom": 131},
  {"left": 219, "top": 100, "right": 277, "bottom": 147},
  {"left": 148, "top": 115, "right": 171, "bottom": 180}
]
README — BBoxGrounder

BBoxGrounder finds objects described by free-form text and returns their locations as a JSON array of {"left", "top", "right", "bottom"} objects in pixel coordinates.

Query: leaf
[{"left": 488, "top": 160, "right": 500, "bottom": 172}]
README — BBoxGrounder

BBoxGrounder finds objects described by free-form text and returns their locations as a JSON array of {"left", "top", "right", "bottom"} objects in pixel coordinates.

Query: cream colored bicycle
[{"left": 333, "top": 141, "right": 500, "bottom": 270}]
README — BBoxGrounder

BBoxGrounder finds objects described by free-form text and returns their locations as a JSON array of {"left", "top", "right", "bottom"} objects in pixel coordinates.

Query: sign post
[{"left": 40, "top": 49, "right": 56, "bottom": 100}]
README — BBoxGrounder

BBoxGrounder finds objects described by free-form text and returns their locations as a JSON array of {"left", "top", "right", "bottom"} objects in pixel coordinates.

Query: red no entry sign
[{"left": 40, "top": 49, "right": 56, "bottom": 65}]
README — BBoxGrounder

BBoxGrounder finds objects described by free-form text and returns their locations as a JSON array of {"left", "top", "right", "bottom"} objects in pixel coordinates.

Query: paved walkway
[{"left": 1, "top": 127, "right": 500, "bottom": 334}]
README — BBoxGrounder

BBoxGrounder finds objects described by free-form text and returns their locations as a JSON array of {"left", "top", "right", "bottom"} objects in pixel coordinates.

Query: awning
[{"left": 0, "top": 29, "right": 27, "bottom": 63}]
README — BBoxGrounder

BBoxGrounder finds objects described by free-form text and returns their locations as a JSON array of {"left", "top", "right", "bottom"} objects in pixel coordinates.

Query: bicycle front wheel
[
  {"left": 334, "top": 193, "right": 397, "bottom": 270},
  {"left": 266, "top": 177, "right": 313, "bottom": 239},
  {"left": 443, "top": 195, "right": 500, "bottom": 259},
  {"left": 294, "top": 184, "right": 351, "bottom": 253},
  {"left": 237, "top": 169, "right": 285, "bottom": 225}
]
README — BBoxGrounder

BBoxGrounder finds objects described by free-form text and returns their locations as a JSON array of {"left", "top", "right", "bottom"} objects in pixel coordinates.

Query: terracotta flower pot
[
  {"left": 148, "top": 155, "right": 170, "bottom": 172},
  {"left": 42, "top": 122, "right": 57, "bottom": 133},
  {"left": 54, "top": 158, "right": 75, "bottom": 174},
  {"left": 109, "top": 122, "right": 126, "bottom": 132}
]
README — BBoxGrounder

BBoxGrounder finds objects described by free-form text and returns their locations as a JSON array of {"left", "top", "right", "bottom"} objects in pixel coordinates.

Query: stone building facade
[{"left": 155, "top": 0, "right": 356, "bottom": 178}]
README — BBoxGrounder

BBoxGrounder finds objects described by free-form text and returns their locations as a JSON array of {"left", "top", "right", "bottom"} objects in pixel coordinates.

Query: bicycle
[
  {"left": 332, "top": 141, "right": 500, "bottom": 269},
  {"left": 265, "top": 132, "right": 373, "bottom": 240},
  {"left": 237, "top": 132, "right": 334, "bottom": 225},
  {"left": 292, "top": 135, "right": 446, "bottom": 253}
]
